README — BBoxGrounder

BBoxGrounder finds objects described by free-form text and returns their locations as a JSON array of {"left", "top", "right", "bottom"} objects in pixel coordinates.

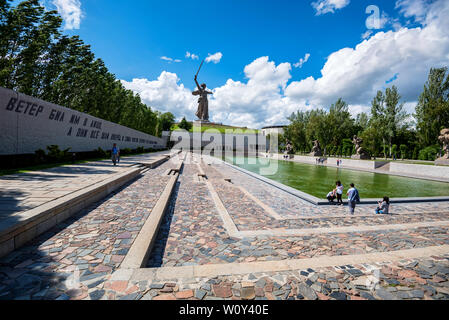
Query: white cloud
[
  {"left": 122, "top": 0, "right": 449, "bottom": 129},
  {"left": 121, "top": 72, "right": 197, "bottom": 119},
  {"left": 294, "top": 53, "right": 311, "bottom": 68},
  {"left": 285, "top": 0, "right": 449, "bottom": 111},
  {"left": 52, "top": 0, "right": 83, "bottom": 30},
  {"left": 205, "top": 52, "right": 223, "bottom": 64},
  {"left": 395, "top": 0, "right": 432, "bottom": 23},
  {"left": 312, "top": 0, "right": 350, "bottom": 15},
  {"left": 361, "top": 30, "right": 373, "bottom": 39},
  {"left": 186, "top": 52, "right": 199, "bottom": 60},
  {"left": 161, "top": 56, "right": 181, "bottom": 63}
]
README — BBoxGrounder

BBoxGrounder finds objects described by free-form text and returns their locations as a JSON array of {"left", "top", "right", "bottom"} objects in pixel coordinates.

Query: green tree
[
  {"left": 400, "top": 144, "right": 408, "bottom": 160},
  {"left": 0, "top": 0, "right": 166, "bottom": 138},
  {"left": 415, "top": 67, "right": 449, "bottom": 147},
  {"left": 369, "top": 86, "right": 409, "bottom": 158},
  {"left": 178, "top": 117, "right": 192, "bottom": 131}
]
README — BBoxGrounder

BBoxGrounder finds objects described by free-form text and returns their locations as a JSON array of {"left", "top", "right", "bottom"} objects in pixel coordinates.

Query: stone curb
[{"left": 121, "top": 161, "right": 183, "bottom": 269}]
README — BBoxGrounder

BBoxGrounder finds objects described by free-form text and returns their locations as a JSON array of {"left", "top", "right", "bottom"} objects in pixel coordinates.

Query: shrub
[
  {"left": 46, "top": 145, "right": 71, "bottom": 163},
  {"left": 391, "top": 144, "right": 398, "bottom": 159},
  {"left": 34, "top": 149, "right": 46, "bottom": 164},
  {"left": 94, "top": 147, "right": 107, "bottom": 158},
  {"left": 418, "top": 146, "right": 439, "bottom": 161}
]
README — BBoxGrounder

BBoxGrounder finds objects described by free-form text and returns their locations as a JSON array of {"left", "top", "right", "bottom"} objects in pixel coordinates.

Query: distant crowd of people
[{"left": 326, "top": 181, "right": 390, "bottom": 215}]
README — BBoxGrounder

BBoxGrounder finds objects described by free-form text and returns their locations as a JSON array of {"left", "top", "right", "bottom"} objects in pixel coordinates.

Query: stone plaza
[{"left": 1, "top": 151, "right": 449, "bottom": 300}]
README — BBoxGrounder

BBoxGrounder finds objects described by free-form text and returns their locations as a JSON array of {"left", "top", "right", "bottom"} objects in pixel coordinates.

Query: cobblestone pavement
[
  {"left": 104, "top": 254, "right": 449, "bottom": 300},
  {"left": 0, "top": 152, "right": 449, "bottom": 300},
  {"left": 0, "top": 160, "right": 172, "bottom": 300}
]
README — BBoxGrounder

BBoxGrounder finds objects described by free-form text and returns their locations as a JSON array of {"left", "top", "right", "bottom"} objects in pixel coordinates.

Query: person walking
[
  {"left": 111, "top": 143, "right": 119, "bottom": 166},
  {"left": 347, "top": 183, "right": 360, "bottom": 215},
  {"left": 336, "top": 181, "right": 344, "bottom": 206}
]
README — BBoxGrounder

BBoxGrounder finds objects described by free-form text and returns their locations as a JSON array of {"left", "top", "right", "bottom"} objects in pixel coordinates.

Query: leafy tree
[
  {"left": 0, "top": 1, "right": 168, "bottom": 138},
  {"left": 400, "top": 144, "right": 408, "bottom": 160},
  {"left": 178, "top": 117, "right": 192, "bottom": 131},
  {"left": 415, "top": 67, "right": 449, "bottom": 147},
  {"left": 369, "top": 86, "right": 409, "bottom": 158}
]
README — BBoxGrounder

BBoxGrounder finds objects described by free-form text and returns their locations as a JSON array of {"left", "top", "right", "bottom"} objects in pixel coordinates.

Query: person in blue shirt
[
  {"left": 111, "top": 144, "right": 119, "bottom": 166},
  {"left": 347, "top": 183, "right": 360, "bottom": 215}
]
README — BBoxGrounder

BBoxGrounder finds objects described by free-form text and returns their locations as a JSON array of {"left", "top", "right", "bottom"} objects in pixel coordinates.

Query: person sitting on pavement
[
  {"left": 375, "top": 196, "right": 390, "bottom": 215},
  {"left": 327, "top": 190, "right": 336, "bottom": 204}
]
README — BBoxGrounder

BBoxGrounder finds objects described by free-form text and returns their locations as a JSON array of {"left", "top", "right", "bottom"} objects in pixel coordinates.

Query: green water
[{"left": 224, "top": 156, "right": 449, "bottom": 199}]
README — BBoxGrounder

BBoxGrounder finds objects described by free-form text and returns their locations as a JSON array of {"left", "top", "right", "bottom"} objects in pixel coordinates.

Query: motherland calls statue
[
  {"left": 436, "top": 128, "right": 449, "bottom": 165},
  {"left": 352, "top": 135, "right": 371, "bottom": 160},
  {"left": 192, "top": 60, "right": 212, "bottom": 122},
  {"left": 310, "top": 140, "right": 323, "bottom": 157}
]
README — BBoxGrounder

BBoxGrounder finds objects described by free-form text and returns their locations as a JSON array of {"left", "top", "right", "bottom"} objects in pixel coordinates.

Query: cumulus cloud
[
  {"left": 311, "top": 0, "right": 350, "bottom": 15},
  {"left": 122, "top": 0, "right": 449, "bottom": 128},
  {"left": 186, "top": 52, "right": 199, "bottom": 60},
  {"left": 285, "top": 0, "right": 449, "bottom": 110},
  {"left": 121, "top": 72, "right": 197, "bottom": 119},
  {"left": 52, "top": 0, "right": 83, "bottom": 30},
  {"left": 205, "top": 52, "right": 223, "bottom": 64},
  {"left": 294, "top": 53, "right": 311, "bottom": 68}
]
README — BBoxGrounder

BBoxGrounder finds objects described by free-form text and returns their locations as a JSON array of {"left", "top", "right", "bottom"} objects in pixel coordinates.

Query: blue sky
[
  {"left": 63, "top": 0, "right": 399, "bottom": 87},
  {"left": 38, "top": 0, "right": 449, "bottom": 128}
]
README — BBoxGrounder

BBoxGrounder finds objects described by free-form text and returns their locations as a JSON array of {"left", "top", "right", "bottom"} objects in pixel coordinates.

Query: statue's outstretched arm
[
  {"left": 194, "top": 77, "right": 202, "bottom": 91},
  {"left": 206, "top": 90, "right": 213, "bottom": 95}
]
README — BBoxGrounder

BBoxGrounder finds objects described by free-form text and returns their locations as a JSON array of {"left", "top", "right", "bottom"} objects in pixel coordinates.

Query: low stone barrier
[{"left": 389, "top": 162, "right": 449, "bottom": 180}]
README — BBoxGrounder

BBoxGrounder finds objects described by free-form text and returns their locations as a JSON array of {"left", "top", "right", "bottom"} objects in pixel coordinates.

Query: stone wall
[
  {"left": 0, "top": 87, "right": 166, "bottom": 155},
  {"left": 390, "top": 162, "right": 449, "bottom": 179}
]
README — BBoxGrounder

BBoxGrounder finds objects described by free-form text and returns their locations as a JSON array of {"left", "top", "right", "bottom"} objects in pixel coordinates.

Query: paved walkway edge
[
  {"left": 124, "top": 245, "right": 449, "bottom": 282},
  {"left": 121, "top": 161, "right": 183, "bottom": 269},
  {"left": 0, "top": 167, "right": 143, "bottom": 258}
]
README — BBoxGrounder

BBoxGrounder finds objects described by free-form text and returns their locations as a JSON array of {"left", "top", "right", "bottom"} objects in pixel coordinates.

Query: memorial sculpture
[
  {"left": 436, "top": 128, "right": 449, "bottom": 165},
  {"left": 352, "top": 135, "right": 371, "bottom": 160},
  {"left": 310, "top": 140, "right": 322, "bottom": 157},
  {"left": 192, "top": 60, "right": 213, "bottom": 122},
  {"left": 284, "top": 140, "right": 294, "bottom": 159}
]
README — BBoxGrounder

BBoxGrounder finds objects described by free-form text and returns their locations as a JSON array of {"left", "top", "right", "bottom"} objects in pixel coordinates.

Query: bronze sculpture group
[{"left": 436, "top": 128, "right": 449, "bottom": 165}]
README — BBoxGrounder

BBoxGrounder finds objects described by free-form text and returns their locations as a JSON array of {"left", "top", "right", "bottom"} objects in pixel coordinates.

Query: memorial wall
[{"left": 0, "top": 87, "right": 166, "bottom": 155}]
